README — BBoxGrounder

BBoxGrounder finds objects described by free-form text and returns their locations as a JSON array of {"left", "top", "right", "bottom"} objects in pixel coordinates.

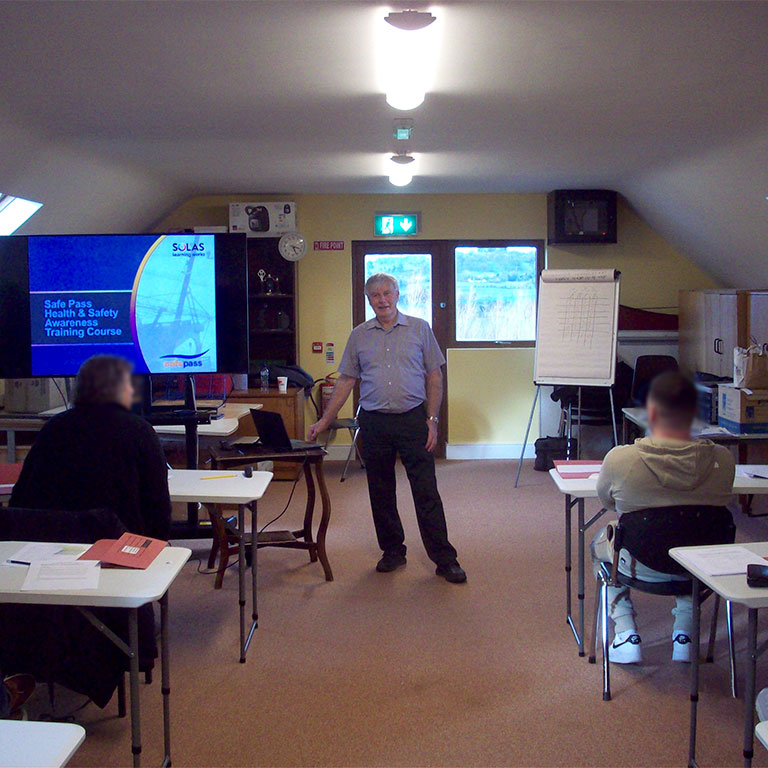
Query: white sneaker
[
  {"left": 672, "top": 630, "right": 692, "bottom": 662},
  {"left": 610, "top": 629, "right": 642, "bottom": 664},
  {"left": 756, "top": 688, "right": 768, "bottom": 721}
]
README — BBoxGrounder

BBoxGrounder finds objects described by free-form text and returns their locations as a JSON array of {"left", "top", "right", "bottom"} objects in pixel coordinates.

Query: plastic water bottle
[{"left": 260, "top": 364, "right": 270, "bottom": 391}]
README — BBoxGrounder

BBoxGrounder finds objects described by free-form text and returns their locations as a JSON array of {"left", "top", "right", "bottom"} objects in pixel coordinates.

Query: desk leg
[
  {"left": 6, "top": 429, "right": 16, "bottom": 463},
  {"left": 246, "top": 500, "right": 258, "bottom": 658},
  {"left": 302, "top": 462, "right": 317, "bottom": 562},
  {"left": 577, "top": 498, "right": 586, "bottom": 657},
  {"left": 128, "top": 608, "right": 142, "bottom": 767},
  {"left": 238, "top": 503, "right": 247, "bottom": 663},
  {"left": 160, "top": 593, "right": 171, "bottom": 767},
  {"left": 688, "top": 577, "right": 701, "bottom": 768},
  {"left": 314, "top": 459, "right": 333, "bottom": 582},
  {"left": 744, "top": 608, "right": 758, "bottom": 768},
  {"left": 565, "top": 494, "right": 573, "bottom": 627},
  {"left": 621, "top": 414, "right": 629, "bottom": 445}
]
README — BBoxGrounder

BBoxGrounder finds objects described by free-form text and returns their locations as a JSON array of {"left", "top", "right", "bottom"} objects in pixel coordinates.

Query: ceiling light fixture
[
  {"left": 385, "top": 9, "right": 436, "bottom": 31},
  {"left": 0, "top": 194, "right": 43, "bottom": 236},
  {"left": 381, "top": 8, "right": 438, "bottom": 111},
  {"left": 388, "top": 153, "right": 416, "bottom": 187}
]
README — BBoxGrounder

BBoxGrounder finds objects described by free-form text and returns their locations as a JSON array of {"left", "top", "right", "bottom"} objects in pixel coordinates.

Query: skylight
[{"left": 0, "top": 194, "right": 43, "bottom": 235}]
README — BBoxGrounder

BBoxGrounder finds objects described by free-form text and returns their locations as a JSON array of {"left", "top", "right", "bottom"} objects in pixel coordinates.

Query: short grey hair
[
  {"left": 74, "top": 355, "right": 133, "bottom": 407},
  {"left": 365, "top": 272, "right": 399, "bottom": 296}
]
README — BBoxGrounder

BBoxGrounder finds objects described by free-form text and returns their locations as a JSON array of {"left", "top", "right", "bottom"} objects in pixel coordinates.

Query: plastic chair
[
  {"left": 589, "top": 505, "right": 737, "bottom": 701},
  {"left": 630, "top": 355, "right": 678, "bottom": 406},
  {"left": 324, "top": 405, "right": 364, "bottom": 482}
]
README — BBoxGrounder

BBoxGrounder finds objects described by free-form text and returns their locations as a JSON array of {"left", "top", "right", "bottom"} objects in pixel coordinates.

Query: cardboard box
[
  {"left": 718, "top": 384, "right": 768, "bottom": 434},
  {"left": 229, "top": 202, "right": 296, "bottom": 238}
]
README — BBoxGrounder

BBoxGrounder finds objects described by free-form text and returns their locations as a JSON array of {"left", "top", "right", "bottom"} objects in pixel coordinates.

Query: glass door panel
[{"left": 363, "top": 252, "right": 433, "bottom": 325}]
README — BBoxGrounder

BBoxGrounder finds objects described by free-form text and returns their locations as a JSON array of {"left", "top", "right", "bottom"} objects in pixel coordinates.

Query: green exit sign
[{"left": 374, "top": 212, "right": 421, "bottom": 237}]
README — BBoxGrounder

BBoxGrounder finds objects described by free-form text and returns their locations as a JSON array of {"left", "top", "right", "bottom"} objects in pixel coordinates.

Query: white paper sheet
[
  {"left": 557, "top": 464, "right": 603, "bottom": 474},
  {"left": 20, "top": 559, "right": 100, "bottom": 591},
  {"left": 7, "top": 542, "right": 82, "bottom": 566},
  {"left": 674, "top": 545, "right": 767, "bottom": 577}
]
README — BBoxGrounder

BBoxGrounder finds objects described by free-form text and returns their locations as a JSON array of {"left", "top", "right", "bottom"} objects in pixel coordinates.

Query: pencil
[{"left": 200, "top": 474, "right": 238, "bottom": 480}]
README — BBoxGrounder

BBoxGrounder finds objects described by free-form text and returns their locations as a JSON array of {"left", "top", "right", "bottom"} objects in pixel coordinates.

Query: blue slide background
[{"left": 28, "top": 235, "right": 218, "bottom": 376}]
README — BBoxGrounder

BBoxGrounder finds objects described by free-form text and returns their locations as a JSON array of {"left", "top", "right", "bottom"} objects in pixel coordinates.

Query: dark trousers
[{"left": 358, "top": 405, "right": 458, "bottom": 566}]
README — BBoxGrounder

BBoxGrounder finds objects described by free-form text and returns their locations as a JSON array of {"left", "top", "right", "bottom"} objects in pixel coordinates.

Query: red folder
[
  {"left": 0, "top": 463, "right": 23, "bottom": 492},
  {"left": 553, "top": 460, "right": 603, "bottom": 479},
  {"left": 79, "top": 532, "right": 167, "bottom": 569}
]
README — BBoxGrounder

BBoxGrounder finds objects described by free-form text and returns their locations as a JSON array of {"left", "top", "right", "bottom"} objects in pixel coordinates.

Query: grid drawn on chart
[{"left": 557, "top": 287, "right": 612, "bottom": 350}]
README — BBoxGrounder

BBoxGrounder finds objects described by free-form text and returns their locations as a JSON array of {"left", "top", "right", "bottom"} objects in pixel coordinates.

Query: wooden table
[{"left": 208, "top": 444, "right": 333, "bottom": 583}]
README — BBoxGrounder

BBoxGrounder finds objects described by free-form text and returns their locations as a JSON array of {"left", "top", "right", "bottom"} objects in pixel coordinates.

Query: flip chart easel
[{"left": 514, "top": 269, "right": 621, "bottom": 487}]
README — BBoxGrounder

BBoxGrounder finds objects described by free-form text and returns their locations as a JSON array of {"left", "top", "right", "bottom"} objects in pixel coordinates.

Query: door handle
[{"left": 439, "top": 302, "right": 446, "bottom": 309}]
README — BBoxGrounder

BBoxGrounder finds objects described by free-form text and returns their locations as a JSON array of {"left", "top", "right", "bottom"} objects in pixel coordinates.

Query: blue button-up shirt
[{"left": 338, "top": 312, "right": 446, "bottom": 413}]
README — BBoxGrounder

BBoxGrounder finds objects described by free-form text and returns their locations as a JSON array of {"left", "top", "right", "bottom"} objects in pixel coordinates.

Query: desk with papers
[
  {"left": 0, "top": 541, "right": 190, "bottom": 768},
  {"left": 549, "top": 465, "right": 768, "bottom": 657},
  {"left": 671, "top": 541, "right": 768, "bottom": 768}
]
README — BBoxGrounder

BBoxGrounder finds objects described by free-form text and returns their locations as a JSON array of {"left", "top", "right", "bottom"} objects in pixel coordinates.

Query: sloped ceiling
[{"left": 1, "top": 0, "right": 766, "bottom": 286}]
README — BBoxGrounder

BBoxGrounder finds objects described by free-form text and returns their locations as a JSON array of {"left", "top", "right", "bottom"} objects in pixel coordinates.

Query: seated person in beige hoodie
[{"left": 592, "top": 371, "right": 735, "bottom": 664}]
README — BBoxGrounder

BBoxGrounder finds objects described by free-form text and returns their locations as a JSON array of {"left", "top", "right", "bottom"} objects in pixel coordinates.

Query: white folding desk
[
  {"left": 0, "top": 721, "right": 85, "bottom": 768},
  {"left": 756, "top": 721, "right": 768, "bottom": 752},
  {"left": 153, "top": 403, "right": 260, "bottom": 438},
  {"left": 621, "top": 407, "right": 768, "bottom": 445},
  {"left": 670, "top": 541, "right": 768, "bottom": 768},
  {"left": 0, "top": 542, "right": 190, "bottom": 768},
  {"left": 549, "top": 466, "right": 768, "bottom": 657},
  {"left": 167, "top": 469, "right": 272, "bottom": 662}
]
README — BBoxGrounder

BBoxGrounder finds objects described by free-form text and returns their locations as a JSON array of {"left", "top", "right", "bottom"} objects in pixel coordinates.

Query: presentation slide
[{"left": 28, "top": 234, "right": 218, "bottom": 375}]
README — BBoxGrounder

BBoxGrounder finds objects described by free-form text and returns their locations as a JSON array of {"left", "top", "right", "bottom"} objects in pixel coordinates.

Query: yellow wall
[{"left": 155, "top": 193, "right": 719, "bottom": 447}]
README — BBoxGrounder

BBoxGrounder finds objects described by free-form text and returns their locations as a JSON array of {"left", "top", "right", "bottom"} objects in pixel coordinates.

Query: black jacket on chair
[
  {"left": 10, "top": 402, "right": 171, "bottom": 541},
  {"left": 3, "top": 403, "right": 172, "bottom": 708}
]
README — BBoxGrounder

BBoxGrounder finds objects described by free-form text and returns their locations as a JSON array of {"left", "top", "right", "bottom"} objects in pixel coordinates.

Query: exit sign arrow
[{"left": 400, "top": 218, "right": 413, "bottom": 232}]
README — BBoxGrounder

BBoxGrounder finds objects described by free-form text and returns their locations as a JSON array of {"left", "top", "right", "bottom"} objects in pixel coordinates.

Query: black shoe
[
  {"left": 436, "top": 561, "right": 467, "bottom": 583},
  {"left": 376, "top": 554, "right": 407, "bottom": 572}
]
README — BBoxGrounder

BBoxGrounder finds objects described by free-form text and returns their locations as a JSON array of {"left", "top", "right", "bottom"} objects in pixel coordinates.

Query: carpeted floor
[{"left": 28, "top": 460, "right": 768, "bottom": 767}]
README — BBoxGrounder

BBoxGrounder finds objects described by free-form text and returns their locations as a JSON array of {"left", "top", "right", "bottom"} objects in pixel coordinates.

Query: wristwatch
[{"left": 427, "top": 416, "right": 439, "bottom": 424}]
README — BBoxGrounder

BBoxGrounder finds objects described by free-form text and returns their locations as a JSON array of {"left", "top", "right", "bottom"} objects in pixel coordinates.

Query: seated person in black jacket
[
  {"left": 11, "top": 354, "right": 171, "bottom": 540},
  {"left": 4, "top": 355, "right": 172, "bottom": 708}
]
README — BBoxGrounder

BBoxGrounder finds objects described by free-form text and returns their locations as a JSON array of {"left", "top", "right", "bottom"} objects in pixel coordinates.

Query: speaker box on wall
[{"left": 547, "top": 189, "right": 617, "bottom": 245}]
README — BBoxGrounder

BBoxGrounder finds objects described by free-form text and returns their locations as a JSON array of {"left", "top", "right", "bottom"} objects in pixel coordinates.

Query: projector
[{"left": 229, "top": 201, "right": 297, "bottom": 238}]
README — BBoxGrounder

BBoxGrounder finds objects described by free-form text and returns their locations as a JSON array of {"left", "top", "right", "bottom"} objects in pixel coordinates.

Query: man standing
[{"left": 308, "top": 273, "right": 465, "bottom": 583}]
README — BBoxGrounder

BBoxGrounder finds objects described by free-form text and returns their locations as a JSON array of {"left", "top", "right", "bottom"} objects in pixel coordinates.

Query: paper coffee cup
[{"left": 277, "top": 376, "right": 288, "bottom": 393}]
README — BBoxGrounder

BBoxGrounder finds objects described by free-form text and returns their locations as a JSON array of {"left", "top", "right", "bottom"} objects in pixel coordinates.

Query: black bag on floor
[{"left": 533, "top": 436, "right": 577, "bottom": 471}]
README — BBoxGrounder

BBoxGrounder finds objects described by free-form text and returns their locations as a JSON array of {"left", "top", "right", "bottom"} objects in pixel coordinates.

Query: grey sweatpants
[{"left": 591, "top": 523, "right": 692, "bottom": 635}]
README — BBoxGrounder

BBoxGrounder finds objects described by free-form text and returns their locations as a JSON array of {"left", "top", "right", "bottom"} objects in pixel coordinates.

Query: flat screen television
[{"left": 0, "top": 233, "right": 248, "bottom": 377}]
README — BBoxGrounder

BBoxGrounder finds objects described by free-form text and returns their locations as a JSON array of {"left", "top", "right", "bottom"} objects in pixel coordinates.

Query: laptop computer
[{"left": 250, "top": 409, "right": 317, "bottom": 452}]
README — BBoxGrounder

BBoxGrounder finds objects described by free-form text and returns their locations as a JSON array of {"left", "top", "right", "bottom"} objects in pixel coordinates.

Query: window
[
  {"left": 362, "top": 252, "right": 433, "bottom": 324},
  {"left": 454, "top": 245, "right": 539, "bottom": 343},
  {"left": 0, "top": 194, "right": 43, "bottom": 235},
  {"left": 353, "top": 239, "right": 544, "bottom": 349}
]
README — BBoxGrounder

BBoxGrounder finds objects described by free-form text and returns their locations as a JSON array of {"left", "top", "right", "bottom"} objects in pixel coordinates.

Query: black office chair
[
  {"left": 589, "top": 505, "right": 737, "bottom": 701},
  {"left": 630, "top": 355, "right": 678, "bottom": 406}
]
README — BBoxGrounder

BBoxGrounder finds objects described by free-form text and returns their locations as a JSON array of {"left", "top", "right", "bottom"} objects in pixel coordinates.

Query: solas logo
[{"left": 171, "top": 242, "right": 206, "bottom": 253}]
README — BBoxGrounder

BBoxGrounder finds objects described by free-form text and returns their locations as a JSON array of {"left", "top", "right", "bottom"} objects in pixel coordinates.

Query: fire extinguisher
[{"left": 320, "top": 372, "right": 340, "bottom": 417}]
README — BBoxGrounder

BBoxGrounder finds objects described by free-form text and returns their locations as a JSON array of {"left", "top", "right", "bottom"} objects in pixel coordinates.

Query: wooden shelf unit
[{"left": 247, "top": 238, "right": 298, "bottom": 376}]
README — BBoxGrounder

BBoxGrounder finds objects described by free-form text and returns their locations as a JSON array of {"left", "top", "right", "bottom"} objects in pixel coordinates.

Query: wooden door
[
  {"left": 717, "top": 292, "right": 738, "bottom": 377},
  {"left": 678, "top": 290, "right": 706, "bottom": 377},
  {"left": 747, "top": 292, "right": 768, "bottom": 347},
  {"left": 351, "top": 241, "right": 449, "bottom": 457}
]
